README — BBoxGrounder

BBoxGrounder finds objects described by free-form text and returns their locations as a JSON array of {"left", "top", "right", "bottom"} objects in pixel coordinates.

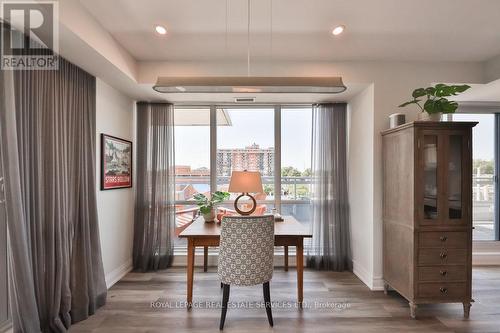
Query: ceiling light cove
[
  {"left": 332, "top": 25, "right": 345, "bottom": 36},
  {"left": 155, "top": 25, "right": 167, "bottom": 35}
]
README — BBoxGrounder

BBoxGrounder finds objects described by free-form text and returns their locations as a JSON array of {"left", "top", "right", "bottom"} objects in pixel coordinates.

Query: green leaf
[
  {"left": 441, "top": 101, "right": 458, "bottom": 114},
  {"left": 424, "top": 99, "right": 439, "bottom": 114},
  {"left": 453, "top": 84, "right": 471, "bottom": 93},
  {"left": 398, "top": 100, "right": 420, "bottom": 108},
  {"left": 425, "top": 87, "right": 436, "bottom": 96},
  {"left": 193, "top": 193, "right": 208, "bottom": 206},
  {"left": 210, "top": 191, "right": 230, "bottom": 205},
  {"left": 412, "top": 88, "right": 426, "bottom": 98},
  {"left": 200, "top": 206, "right": 212, "bottom": 214},
  {"left": 435, "top": 85, "right": 454, "bottom": 97}
]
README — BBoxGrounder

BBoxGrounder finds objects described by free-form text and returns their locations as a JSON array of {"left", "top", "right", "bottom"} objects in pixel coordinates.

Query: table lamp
[{"left": 228, "top": 170, "right": 263, "bottom": 215}]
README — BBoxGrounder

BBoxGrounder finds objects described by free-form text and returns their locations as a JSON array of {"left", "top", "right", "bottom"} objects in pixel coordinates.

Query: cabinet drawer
[
  {"left": 418, "top": 248, "right": 468, "bottom": 265},
  {"left": 418, "top": 265, "right": 467, "bottom": 282},
  {"left": 419, "top": 231, "right": 468, "bottom": 248},
  {"left": 417, "top": 282, "right": 467, "bottom": 299}
]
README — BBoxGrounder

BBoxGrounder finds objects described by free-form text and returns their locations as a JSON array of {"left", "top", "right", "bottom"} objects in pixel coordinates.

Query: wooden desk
[{"left": 179, "top": 216, "right": 312, "bottom": 307}]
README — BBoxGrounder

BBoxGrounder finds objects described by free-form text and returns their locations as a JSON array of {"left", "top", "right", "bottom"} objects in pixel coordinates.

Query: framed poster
[{"left": 101, "top": 134, "right": 132, "bottom": 190}]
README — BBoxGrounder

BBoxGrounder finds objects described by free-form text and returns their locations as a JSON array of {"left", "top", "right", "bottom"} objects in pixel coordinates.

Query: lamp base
[{"left": 234, "top": 192, "right": 257, "bottom": 216}]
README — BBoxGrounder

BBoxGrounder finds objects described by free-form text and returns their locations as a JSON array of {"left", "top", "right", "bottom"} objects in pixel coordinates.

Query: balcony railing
[
  {"left": 175, "top": 175, "right": 313, "bottom": 229},
  {"left": 175, "top": 175, "right": 312, "bottom": 200}
]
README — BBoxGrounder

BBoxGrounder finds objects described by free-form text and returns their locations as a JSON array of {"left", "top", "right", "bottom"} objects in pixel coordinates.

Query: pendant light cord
[
  {"left": 270, "top": 0, "right": 273, "bottom": 61},
  {"left": 247, "top": 0, "right": 250, "bottom": 76},
  {"left": 225, "top": 0, "right": 228, "bottom": 53}
]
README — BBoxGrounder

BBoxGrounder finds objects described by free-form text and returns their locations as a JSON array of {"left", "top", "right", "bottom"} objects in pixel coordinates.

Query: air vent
[{"left": 234, "top": 97, "right": 256, "bottom": 103}]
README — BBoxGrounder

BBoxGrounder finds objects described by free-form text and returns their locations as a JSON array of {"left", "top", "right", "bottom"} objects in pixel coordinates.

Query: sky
[
  {"left": 174, "top": 110, "right": 495, "bottom": 171},
  {"left": 174, "top": 108, "right": 312, "bottom": 171},
  {"left": 453, "top": 114, "right": 495, "bottom": 160}
]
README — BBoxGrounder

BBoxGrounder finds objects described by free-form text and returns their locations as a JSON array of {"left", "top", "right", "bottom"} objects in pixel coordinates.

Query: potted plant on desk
[
  {"left": 193, "top": 191, "right": 230, "bottom": 222},
  {"left": 399, "top": 83, "right": 470, "bottom": 121}
]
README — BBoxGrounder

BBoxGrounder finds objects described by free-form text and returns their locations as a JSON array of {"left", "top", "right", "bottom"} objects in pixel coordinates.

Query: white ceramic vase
[
  {"left": 202, "top": 208, "right": 216, "bottom": 223},
  {"left": 418, "top": 112, "right": 442, "bottom": 121}
]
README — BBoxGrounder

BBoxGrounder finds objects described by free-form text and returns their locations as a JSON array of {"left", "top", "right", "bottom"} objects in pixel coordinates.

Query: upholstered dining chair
[{"left": 217, "top": 215, "right": 275, "bottom": 330}]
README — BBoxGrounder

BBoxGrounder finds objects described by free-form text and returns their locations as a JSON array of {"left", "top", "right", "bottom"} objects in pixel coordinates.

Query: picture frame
[{"left": 100, "top": 134, "right": 133, "bottom": 190}]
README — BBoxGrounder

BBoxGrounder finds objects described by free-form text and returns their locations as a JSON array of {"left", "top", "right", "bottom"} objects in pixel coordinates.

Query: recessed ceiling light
[
  {"left": 332, "top": 25, "right": 345, "bottom": 36},
  {"left": 155, "top": 25, "right": 167, "bottom": 35}
]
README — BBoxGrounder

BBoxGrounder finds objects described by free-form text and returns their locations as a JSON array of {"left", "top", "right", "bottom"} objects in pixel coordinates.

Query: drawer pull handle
[
  {"left": 440, "top": 236, "right": 448, "bottom": 242},
  {"left": 439, "top": 287, "right": 448, "bottom": 294},
  {"left": 440, "top": 270, "right": 447, "bottom": 276},
  {"left": 439, "top": 252, "right": 447, "bottom": 259}
]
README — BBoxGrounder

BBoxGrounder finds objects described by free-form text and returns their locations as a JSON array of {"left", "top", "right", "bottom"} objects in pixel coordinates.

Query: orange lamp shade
[{"left": 228, "top": 171, "right": 263, "bottom": 194}]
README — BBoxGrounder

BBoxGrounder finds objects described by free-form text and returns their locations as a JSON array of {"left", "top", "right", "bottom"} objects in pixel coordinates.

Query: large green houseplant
[
  {"left": 193, "top": 191, "right": 230, "bottom": 222},
  {"left": 399, "top": 83, "right": 471, "bottom": 120}
]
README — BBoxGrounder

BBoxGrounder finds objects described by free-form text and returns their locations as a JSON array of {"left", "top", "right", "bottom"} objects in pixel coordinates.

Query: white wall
[
  {"left": 95, "top": 79, "right": 135, "bottom": 288},
  {"left": 347, "top": 84, "right": 376, "bottom": 289}
]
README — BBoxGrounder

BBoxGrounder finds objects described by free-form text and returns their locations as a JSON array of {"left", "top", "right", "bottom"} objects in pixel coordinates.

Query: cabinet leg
[
  {"left": 463, "top": 302, "right": 472, "bottom": 319},
  {"left": 409, "top": 302, "right": 417, "bottom": 319},
  {"left": 383, "top": 282, "right": 389, "bottom": 295}
]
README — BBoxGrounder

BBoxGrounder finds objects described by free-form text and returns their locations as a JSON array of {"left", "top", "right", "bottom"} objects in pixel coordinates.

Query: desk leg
[
  {"left": 296, "top": 238, "right": 304, "bottom": 307},
  {"left": 187, "top": 238, "right": 195, "bottom": 308},
  {"left": 284, "top": 246, "right": 289, "bottom": 271},
  {"left": 203, "top": 246, "right": 208, "bottom": 272}
]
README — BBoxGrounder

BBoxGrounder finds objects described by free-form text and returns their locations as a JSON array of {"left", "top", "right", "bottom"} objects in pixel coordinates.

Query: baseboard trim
[
  {"left": 105, "top": 258, "right": 132, "bottom": 289},
  {"left": 352, "top": 260, "right": 373, "bottom": 289},
  {"left": 352, "top": 260, "right": 384, "bottom": 291},
  {"left": 371, "top": 276, "right": 385, "bottom": 291}
]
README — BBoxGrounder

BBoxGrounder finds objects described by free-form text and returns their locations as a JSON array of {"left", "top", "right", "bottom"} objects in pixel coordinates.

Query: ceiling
[{"left": 79, "top": 0, "right": 500, "bottom": 63}]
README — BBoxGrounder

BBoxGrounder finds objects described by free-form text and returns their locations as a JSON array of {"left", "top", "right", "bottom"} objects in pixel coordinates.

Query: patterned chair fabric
[{"left": 218, "top": 215, "right": 275, "bottom": 286}]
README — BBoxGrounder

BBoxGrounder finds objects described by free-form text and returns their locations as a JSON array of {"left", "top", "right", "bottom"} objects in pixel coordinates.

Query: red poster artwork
[{"left": 101, "top": 134, "right": 132, "bottom": 190}]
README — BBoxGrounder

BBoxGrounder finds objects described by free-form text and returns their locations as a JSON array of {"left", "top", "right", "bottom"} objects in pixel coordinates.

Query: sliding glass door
[{"left": 453, "top": 113, "right": 499, "bottom": 241}]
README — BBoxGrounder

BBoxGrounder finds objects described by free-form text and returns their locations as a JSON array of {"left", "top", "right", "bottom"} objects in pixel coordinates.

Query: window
[
  {"left": 217, "top": 108, "right": 275, "bottom": 202},
  {"left": 174, "top": 107, "right": 211, "bottom": 201},
  {"left": 174, "top": 107, "right": 211, "bottom": 245},
  {"left": 281, "top": 107, "right": 313, "bottom": 226},
  {"left": 173, "top": 105, "right": 313, "bottom": 248},
  {"left": 453, "top": 113, "right": 497, "bottom": 240}
]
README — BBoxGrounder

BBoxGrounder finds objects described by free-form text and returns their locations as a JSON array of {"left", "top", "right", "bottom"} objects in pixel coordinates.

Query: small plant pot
[
  {"left": 202, "top": 209, "right": 216, "bottom": 223},
  {"left": 418, "top": 112, "right": 442, "bottom": 121}
]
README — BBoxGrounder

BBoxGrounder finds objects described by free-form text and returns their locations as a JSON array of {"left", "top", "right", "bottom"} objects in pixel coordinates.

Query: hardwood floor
[{"left": 70, "top": 267, "right": 500, "bottom": 333}]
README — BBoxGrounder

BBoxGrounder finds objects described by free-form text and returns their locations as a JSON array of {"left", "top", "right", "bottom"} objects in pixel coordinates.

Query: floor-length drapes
[
  {"left": 133, "top": 102, "right": 176, "bottom": 271},
  {"left": 0, "top": 52, "right": 42, "bottom": 333},
  {"left": 307, "top": 103, "right": 352, "bottom": 271},
  {"left": 0, "top": 49, "right": 107, "bottom": 331}
]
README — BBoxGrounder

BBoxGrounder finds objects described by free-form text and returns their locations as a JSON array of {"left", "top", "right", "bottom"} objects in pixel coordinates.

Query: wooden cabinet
[{"left": 381, "top": 121, "right": 477, "bottom": 319}]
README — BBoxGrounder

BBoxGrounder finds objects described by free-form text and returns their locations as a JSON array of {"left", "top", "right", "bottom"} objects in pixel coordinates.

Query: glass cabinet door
[
  {"left": 423, "top": 135, "right": 438, "bottom": 220},
  {"left": 448, "top": 135, "right": 463, "bottom": 220}
]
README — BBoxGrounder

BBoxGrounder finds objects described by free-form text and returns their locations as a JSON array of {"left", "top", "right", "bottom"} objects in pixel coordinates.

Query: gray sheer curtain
[
  {"left": 0, "top": 56, "right": 41, "bottom": 333},
  {"left": 307, "top": 103, "right": 352, "bottom": 271},
  {"left": 133, "top": 102, "right": 175, "bottom": 271},
  {"left": 0, "top": 48, "right": 107, "bottom": 331}
]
